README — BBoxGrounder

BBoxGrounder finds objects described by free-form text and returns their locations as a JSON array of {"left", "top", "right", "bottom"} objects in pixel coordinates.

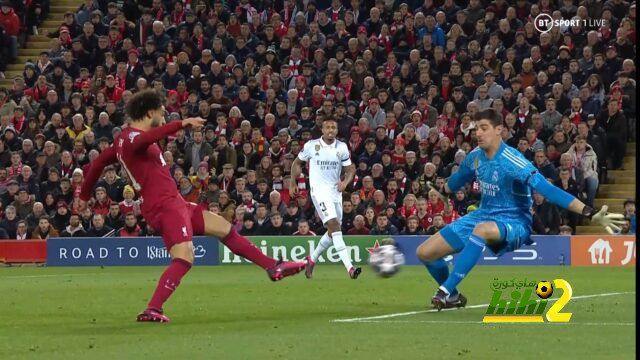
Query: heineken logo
[{"left": 220, "top": 237, "right": 378, "bottom": 265}]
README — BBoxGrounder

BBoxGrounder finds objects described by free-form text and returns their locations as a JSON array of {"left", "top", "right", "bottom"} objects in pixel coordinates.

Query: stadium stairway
[
  {"left": 576, "top": 142, "right": 636, "bottom": 234},
  {"left": 0, "top": 0, "right": 85, "bottom": 89}
]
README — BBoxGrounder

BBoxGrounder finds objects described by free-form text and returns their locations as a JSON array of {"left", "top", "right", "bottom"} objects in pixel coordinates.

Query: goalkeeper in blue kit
[{"left": 417, "top": 109, "right": 625, "bottom": 310}]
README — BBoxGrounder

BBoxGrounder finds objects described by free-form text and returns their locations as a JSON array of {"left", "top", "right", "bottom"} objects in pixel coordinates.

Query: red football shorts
[
  {"left": 143, "top": 196, "right": 206, "bottom": 250},
  {"left": 184, "top": 201, "right": 205, "bottom": 235}
]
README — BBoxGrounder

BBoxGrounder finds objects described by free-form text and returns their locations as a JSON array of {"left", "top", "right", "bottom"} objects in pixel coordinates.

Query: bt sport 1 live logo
[{"left": 534, "top": 13, "right": 607, "bottom": 34}]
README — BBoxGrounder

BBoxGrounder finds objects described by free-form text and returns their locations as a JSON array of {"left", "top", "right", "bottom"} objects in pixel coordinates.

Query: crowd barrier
[{"left": 0, "top": 235, "right": 634, "bottom": 267}]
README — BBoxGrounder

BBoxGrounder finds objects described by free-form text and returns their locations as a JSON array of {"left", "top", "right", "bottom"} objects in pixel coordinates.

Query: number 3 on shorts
[{"left": 320, "top": 202, "right": 328, "bottom": 214}]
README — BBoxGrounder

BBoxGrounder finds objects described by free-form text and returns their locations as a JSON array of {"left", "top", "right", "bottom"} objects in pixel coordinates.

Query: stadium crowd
[{"left": 0, "top": 0, "right": 636, "bottom": 240}]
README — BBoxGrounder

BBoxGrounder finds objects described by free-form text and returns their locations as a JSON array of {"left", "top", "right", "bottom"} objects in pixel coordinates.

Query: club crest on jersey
[
  {"left": 492, "top": 170, "right": 499, "bottom": 182},
  {"left": 129, "top": 131, "right": 140, "bottom": 143},
  {"left": 315, "top": 144, "right": 320, "bottom": 156}
]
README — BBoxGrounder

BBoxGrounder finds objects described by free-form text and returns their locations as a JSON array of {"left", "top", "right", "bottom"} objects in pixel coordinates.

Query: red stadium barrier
[{"left": 0, "top": 240, "right": 47, "bottom": 264}]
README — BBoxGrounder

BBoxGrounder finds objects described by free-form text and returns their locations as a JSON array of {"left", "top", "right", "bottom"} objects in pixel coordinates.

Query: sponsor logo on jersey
[
  {"left": 129, "top": 131, "right": 140, "bottom": 143},
  {"left": 479, "top": 180, "right": 500, "bottom": 197}
]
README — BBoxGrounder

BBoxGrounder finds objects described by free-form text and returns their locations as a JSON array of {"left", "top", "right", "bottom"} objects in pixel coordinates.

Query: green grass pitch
[{"left": 0, "top": 265, "right": 635, "bottom": 360}]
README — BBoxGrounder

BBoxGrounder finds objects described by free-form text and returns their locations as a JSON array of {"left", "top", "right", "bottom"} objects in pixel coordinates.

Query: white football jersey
[{"left": 298, "top": 137, "right": 352, "bottom": 202}]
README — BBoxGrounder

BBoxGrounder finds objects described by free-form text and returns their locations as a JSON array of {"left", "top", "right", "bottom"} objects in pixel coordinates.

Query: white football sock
[
  {"left": 331, "top": 232, "right": 354, "bottom": 271},
  {"left": 311, "top": 232, "right": 333, "bottom": 262}
]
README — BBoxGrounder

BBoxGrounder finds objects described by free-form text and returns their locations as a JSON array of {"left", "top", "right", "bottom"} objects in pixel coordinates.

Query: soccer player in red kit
[{"left": 79, "top": 91, "right": 306, "bottom": 323}]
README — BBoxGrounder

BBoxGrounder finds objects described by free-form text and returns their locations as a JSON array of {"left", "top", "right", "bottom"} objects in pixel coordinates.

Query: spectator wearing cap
[
  {"left": 386, "top": 136, "right": 405, "bottom": 166},
  {"left": 119, "top": 185, "right": 141, "bottom": 217},
  {"left": 363, "top": 98, "right": 385, "bottom": 128},
  {"left": 609, "top": 84, "right": 634, "bottom": 129},
  {"left": 126, "top": 48, "right": 143, "bottom": 77},
  {"left": 478, "top": 71, "right": 504, "bottom": 100},
  {"left": 615, "top": 71, "right": 636, "bottom": 116},
  {"left": 12, "top": 188, "right": 35, "bottom": 220},
  {"left": 347, "top": 126, "right": 365, "bottom": 157}
]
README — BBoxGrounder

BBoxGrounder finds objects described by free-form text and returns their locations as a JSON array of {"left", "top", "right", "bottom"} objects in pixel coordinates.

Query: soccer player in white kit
[{"left": 290, "top": 117, "right": 361, "bottom": 279}]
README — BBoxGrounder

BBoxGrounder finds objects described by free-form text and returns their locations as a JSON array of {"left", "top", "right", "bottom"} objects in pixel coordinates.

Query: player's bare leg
[
  {"left": 201, "top": 210, "right": 306, "bottom": 281},
  {"left": 137, "top": 242, "right": 195, "bottom": 323}
]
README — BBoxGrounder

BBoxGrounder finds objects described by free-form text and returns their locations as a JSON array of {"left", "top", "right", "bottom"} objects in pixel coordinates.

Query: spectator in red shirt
[
  {"left": 119, "top": 185, "right": 141, "bottom": 216},
  {"left": 117, "top": 213, "right": 141, "bottom": 237},
  {"left": 398, "top": 193, "right": 418, "bottom": 219},
  {"left": 442, "top": 206, "right": 461, "bottom": 224},
  {"left": 426, "top": 189, "right": 446, "bottom": 216},
  {"left": 179, "top": 176, "right": 200, "bottom": 203},
  {"left": 347, "top": 215, "right": 371, "bottom": 235},
  {"left": 92, "top": 186, "right": 111, "bottom": 216},
  {"left": 7, "top": 150, "right": 22, "bottom": 178},
  {"left": 391, "top": 137, "right": 407, "bottom": 165},
  {"left": 102, "top": 75, "right": 123, "bottom": 103},
  {"left": 0, "top": 2, "right": 20, "bottom": 61}
]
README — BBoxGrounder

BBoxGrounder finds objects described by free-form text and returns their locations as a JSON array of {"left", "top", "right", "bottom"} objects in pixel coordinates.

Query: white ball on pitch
[{"left": 368, "top": 244, "right": 405, "bottom": 278}]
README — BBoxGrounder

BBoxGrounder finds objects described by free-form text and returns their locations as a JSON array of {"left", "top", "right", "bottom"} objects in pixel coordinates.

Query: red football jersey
[{"left": 80, "top": 122, "right": 184, "bottom": 213}]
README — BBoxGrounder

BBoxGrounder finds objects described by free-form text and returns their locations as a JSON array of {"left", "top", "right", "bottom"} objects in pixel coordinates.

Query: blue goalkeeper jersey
[{"left": 448, "top": 142, "right": 540, "bottom": 225}]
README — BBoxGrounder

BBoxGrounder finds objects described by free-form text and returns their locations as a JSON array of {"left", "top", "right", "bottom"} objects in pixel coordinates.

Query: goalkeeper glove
[{"left": 582, "top": 205, "right": 626, "bottom": 234}]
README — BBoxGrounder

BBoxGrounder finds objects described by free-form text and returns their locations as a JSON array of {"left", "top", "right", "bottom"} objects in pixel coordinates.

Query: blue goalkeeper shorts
[{"left": 439, "top": 210, "right": 533, "bottom": 257}]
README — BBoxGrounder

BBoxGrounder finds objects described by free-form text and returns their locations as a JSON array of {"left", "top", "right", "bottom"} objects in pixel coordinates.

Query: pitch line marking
[
  {"left": 348, "top": 320, "right": 635, "bottom": 326},
  {"left": 1, "top": 273, "right": 107, "bottom": 279},
  {"left": 332, "top": 291, "right": 636, "bottom": 323}
]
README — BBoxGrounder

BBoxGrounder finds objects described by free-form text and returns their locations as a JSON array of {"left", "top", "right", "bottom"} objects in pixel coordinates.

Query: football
[
  {"left": 536, "top": 281, "right": 554, "bottom": 299},
  {"left": 369, "top": 244, "right": 405, "bottom": 278}
]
